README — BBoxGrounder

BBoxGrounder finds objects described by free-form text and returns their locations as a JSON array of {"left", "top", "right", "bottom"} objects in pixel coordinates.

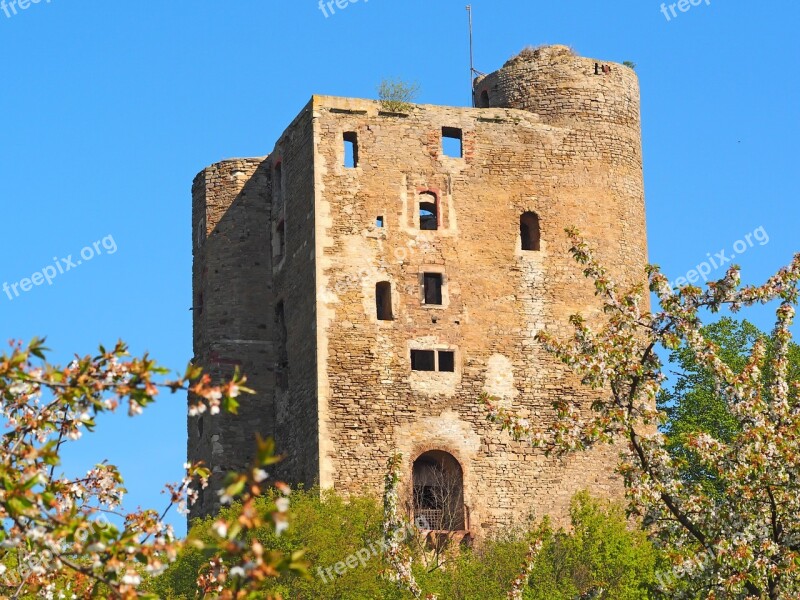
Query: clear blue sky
[{"left": 1, "top": 1, "right": 798, "bottom": 534}]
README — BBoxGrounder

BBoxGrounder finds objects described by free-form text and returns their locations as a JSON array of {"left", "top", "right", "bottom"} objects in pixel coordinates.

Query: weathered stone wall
[
  {"left": 190, "top": 157, "right": 273, "bottom": 519},
  {"left": 191, "top": 45, "right": 649, "bottom": 534},
  {"left": 313, "top": 46, "right": 646, "bottom": 536},
  {"left": 266, "top": 101, "right": 321, "bottom": 487}
]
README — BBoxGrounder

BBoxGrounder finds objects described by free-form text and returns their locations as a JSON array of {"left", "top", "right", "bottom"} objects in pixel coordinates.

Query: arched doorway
[{"left": 412, "top": 450, "right": 465, "bottom": 531}]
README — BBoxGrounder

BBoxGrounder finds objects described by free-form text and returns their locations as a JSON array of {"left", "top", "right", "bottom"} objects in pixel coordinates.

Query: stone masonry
[{"left": 189, "top": 45, "right": 649, "bottom": 538}]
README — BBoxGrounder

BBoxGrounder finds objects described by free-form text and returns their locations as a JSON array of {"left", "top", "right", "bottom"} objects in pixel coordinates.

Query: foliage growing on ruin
[
  {"left": 377, "top": 78, "right": 420, "bottom": 113},
  {"left": 483, "top": 227, "right": 800, "bottom": 599}
]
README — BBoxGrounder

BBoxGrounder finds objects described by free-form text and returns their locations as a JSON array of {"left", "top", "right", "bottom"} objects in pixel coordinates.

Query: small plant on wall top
[{"left": 378, "top": 78, "right": 420, "bottom": 113}]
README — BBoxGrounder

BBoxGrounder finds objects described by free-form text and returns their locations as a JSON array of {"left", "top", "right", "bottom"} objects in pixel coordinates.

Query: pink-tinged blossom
[{"left": 0, "top": 339, "right": 302, "bottom": 598}]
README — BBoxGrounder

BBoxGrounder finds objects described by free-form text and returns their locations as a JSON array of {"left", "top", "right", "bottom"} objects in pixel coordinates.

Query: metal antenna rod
[
  {"left": 466, "top": 5, "right": 485, "bottom": 107},
  {"left": 467, "top": 5, "right": 475, "bottom": 106}
]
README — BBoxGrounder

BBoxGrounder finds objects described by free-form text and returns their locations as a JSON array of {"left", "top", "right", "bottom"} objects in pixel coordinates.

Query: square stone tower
[{"left": 190, "top": 45, "right": 648, "bottom": 537}]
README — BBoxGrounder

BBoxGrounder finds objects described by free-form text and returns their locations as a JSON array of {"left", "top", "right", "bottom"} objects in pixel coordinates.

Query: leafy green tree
[{"left": 659, "top": 318, "right": 800, "bottom": 495}]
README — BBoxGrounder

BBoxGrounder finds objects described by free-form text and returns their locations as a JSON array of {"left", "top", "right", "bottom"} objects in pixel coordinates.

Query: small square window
[
  {"left": 411, "top": 350, "right": 436, "bottom": 371},
  {"left": 442, "top": 127, "right": 463, "bottom": 158},
  {"left": 423, "top": 273, "right": 443, "bottom": 305},
  {"left": 438, "top": 351, "right": 455, "bottom": 372},
  {"left": 376, "top": 216, "right": 384, "bottom": 228}
]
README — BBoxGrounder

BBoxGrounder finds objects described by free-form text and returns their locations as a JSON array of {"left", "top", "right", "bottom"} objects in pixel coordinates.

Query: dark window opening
[
  {"left": 423, "top": 273, "right": 443, "bottom": 305},
  {"left": 478, "top": 90, "right": 490, "bottom": 108},
  {"left": 197, "top": 416, "right": 204, "bottom": 438},
  {"left": 442, "top": 127, "right": 463, "bottom": 158},
  {"left": 274, "top": 220, "right": 286, "bottom": 261},
  {"left": 520, "top": 212, "right": 541, "bottom": 251},
  {"left": 376, "top": 216, "right": 384, "bottom": 228},
  {"left": 343, "top": 132, "right": 359, "bottom": 168},
  {"left": 438, "top": 351, "right": 455, "bottom": 372},
  {"left": 419, "top": 193, "right": 438, "bottom": 230},
  {"left": 274, "top": 162, "right": 283, "bottom": 200},
  {"left": 411, "top": 350, "right": 436, "bottom": 372},
  {"left": 376, "top": 281, "right": 393, "bottom": 321},
  {"left": 275, "top": 301, "right": 288, "bottom": 389},
  {"left": 413, "top": 451, "right": 465, "bottom": 531}
]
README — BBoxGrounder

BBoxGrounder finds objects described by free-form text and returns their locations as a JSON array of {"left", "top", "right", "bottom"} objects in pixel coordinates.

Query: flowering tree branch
[
  {"left": 0, "top": 339, "right": 305, "bottom": 599},
  {"left": 483, "top": 227, "right": 800, "bottom": 599}
]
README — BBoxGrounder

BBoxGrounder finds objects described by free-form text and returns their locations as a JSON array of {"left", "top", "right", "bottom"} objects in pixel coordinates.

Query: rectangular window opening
[
  {"left": 411, "top": 350, "right": 436, "bottom": 372},
  {"left": 376, "top": 281, "right": 394, "bottom": 321},
  {"left": 438, "top": 351, "right": 455, "bottom": 373},
  {"left": 442, "top": 127, "right": 463, "bottom": 158},
  {"left": 423, "top": 273, "right": 443, "bottom": 305},
  {"left": 376, "top": 216, "right": 385, "bottom": 228},
  {"left": 343, "top": 132, "right": 359, "bottom": 168}
]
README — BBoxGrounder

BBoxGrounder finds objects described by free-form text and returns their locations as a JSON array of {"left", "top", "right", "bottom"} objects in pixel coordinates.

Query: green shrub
[
  {"left": 416, "top": 532, "right": 530, "bottom": 600},
  {"left": 148, "top": 489, "right": 659, "bottom": 599},
  {"left": 147, "top": 488, "right": 404, "bottom": 599},
  {"left": 418, "top": 492, "right": 658, "bottom": 600},
  {"left": 526, "top": 492, "right": 658, "bottom": 599}
]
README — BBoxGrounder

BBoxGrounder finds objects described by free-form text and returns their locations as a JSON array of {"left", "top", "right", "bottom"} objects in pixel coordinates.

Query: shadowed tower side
[{"left": 189, "top": 158, "right": 274, "bottom": 518}]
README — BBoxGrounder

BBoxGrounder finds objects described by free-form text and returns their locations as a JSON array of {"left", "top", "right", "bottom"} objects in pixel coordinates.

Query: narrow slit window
[
  {"left": 376, "top": 281, "right": 393, "bottom": 321},
  {"left": 275, "top": 301, "right": 288, "bottom": 389},
  {"left": 423, "top": 273, "right": 443, "bottom": 305},
  {"left": 411, "top": 350, "right": 436, "bottom": 372},
  {"left": 273, "top": 220, "right": 286, "bottom": 260},
  {"left": 520, "top": 212, "right": 541, "bottom": 251},
  {"left": 438, "top": 351, "right": 455, "bottom": 372},
  {"left": 343, "top": 132, "right": 359, "bottom": 168},
  {"left": 419, "top": 192, "right": 438, "bottom": 230},
  {"left": 442, "top": 127, "right": 463, "bottom": 158},
  {"left": 376, "top": 216, "right": 384, "bottom": 228},
  {"left": 274, "top": 162, "right": 283, "bottom": 200}
]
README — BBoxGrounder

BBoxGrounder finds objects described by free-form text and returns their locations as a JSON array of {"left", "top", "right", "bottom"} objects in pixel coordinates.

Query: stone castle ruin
[{"left": 189, "top": 45, "right": 648, "bottom": 538}]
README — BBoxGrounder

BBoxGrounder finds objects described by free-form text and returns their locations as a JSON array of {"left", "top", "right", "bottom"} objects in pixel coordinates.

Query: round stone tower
[{"left": 475, "top": 44, "right": 647, "bottom": 290}]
